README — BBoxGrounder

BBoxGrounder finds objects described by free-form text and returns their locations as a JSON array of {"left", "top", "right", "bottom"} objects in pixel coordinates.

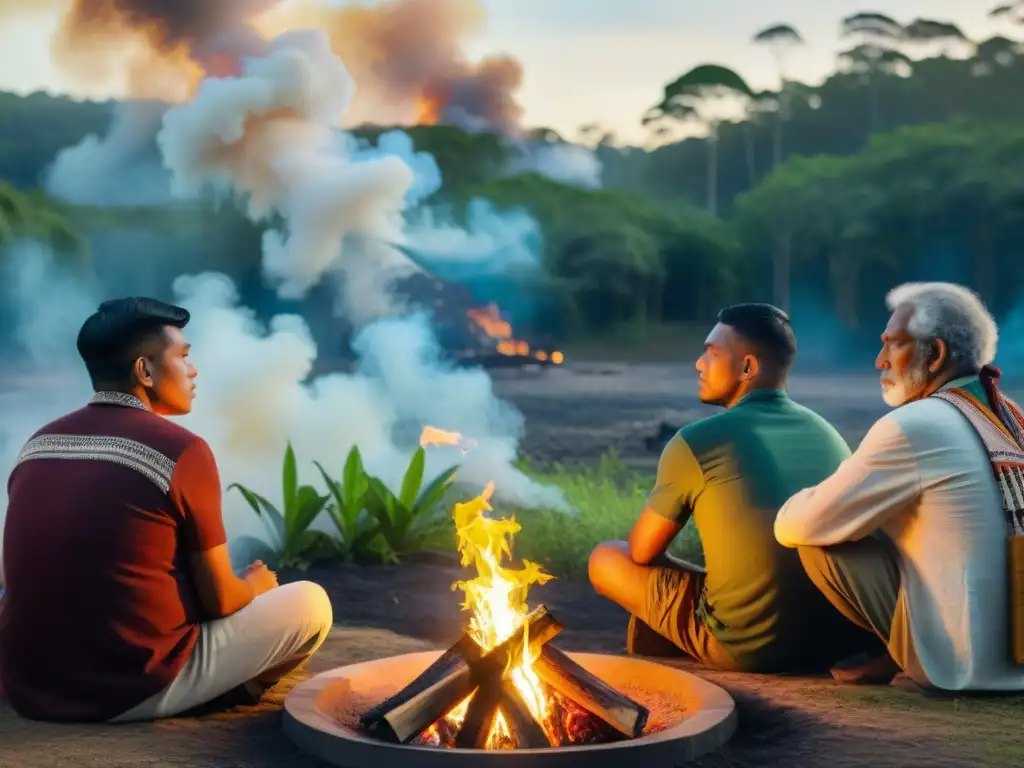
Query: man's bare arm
[
  {"left": 629, "top": 508, "right": 682, "bottom": 565},
  {"left": 189, "top": 544, "right": 255, "bottom": 619},
  {"left": 631, "top": 433, "right": 703, "bottom": 565}
]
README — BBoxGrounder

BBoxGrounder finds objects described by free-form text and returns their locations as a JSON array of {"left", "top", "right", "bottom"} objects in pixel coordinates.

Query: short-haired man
[
  {"left": 0, "top": 297, "right": 334, "bottom": 722},
  {"left": 776, "top": 282, "right": 1024, "bottom": 691},
  {"left": 589, "top": 304, "right": 875, "bottom": 672}
]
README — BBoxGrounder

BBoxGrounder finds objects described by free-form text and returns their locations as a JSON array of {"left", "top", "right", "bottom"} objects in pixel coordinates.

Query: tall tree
[
  {"left": 752, "top": 23, "right": 805, "bottom": 170},
  {"left": 839, "top": 12, "right": 909, "bottom": 133},
  {"left": 990, "top": 2, "right": 1024, "bottom": 26},
  {"left": 902, "top": 18, "right": 972, "bottom": 58},
  {"left": 643, "top": 64, "right": 754, "bottom": 216},
  {"left": 752, "top": 23, "right": 805, "bottom": 312}
]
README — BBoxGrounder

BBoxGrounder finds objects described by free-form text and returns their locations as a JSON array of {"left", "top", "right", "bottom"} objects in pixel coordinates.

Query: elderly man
[
  {"left": 0, "top": 297, "right": 334, "bottom": 722},
  {"left": 776, "top": 282, "right": 1024, "bottom": 691},
  {"left": 589, "top": 303, "right": 875, "bottom": 672}
]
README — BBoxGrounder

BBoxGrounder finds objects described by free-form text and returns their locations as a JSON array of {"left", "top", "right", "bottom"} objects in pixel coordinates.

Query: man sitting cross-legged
[
  {"left": 776, "top": 282, "right": 1024, "bottom": 691},
  {"left": 0, "top": 297, "right": 334, "bottom": 723},
  {"left": 589, "top": 304, "right": 877, "bottom": 672}
]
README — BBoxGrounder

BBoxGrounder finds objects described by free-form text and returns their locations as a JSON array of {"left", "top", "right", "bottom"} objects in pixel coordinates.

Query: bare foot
[{"left": 830, "top": 652, "right": 901, "bottom": 685}]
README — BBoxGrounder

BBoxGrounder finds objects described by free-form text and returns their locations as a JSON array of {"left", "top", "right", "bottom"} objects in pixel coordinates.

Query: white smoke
[
  {"left": 509, "top": 143, "right": 603, "bottom": 189},
  {"left": 172, "top": 272, "right": 561, "bottom": 542},
  {"left": 1, "top": 26, "right": 569, "bottom": 562},
  {"left": 45, "top": 101, "right": 175, "bottom": 207},
  {"left": 0, "top": 243, "right": 97, "bottom": 548},
  {"left": 159, "top": 28, "right": 568, "bottom": 513}
]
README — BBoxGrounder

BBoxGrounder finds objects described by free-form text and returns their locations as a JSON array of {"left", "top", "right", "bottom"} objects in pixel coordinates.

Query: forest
[{"left": 0, "top": 9, "right": 1021, "bottom": 356}]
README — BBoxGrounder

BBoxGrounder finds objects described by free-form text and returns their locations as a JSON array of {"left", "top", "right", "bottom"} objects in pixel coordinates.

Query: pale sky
[{"left": 0, "top": 1, "right": 1002, "bottom": 144}]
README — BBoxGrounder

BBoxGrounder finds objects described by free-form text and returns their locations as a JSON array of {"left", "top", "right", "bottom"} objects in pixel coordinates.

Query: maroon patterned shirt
[{"left": 0, "top": 391, "right": 227, "bottom": 721}]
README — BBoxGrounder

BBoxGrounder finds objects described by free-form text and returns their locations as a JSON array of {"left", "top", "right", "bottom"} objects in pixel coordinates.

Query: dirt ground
[
  {"left": 3, "top": 363, "right": 1024, "bottom": 766},
  {"left": 491, "top": 361, "right": 1024, "bottom": 470},
  {"left": 3, "top": 563, "right": 1022, "bottom": 767},
  {"left": 2, "top": 595, "right": 1020, "bottom": 768}
]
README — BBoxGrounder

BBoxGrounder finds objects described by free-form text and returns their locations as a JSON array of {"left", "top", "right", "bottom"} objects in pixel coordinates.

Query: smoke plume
[
  {"left": 0, "top": 23, "right": 571, "bottom": 560},
  {"left": 259, "top": 0, "right": 523, "bottom": 134},
  {"left": 7, "top": 0, "right": 601, "bottom": 201}
]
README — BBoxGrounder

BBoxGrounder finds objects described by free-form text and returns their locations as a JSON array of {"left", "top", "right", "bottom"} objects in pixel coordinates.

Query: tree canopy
[{"left": 0, "top": 9, "right": 1022, "bottom": 358}]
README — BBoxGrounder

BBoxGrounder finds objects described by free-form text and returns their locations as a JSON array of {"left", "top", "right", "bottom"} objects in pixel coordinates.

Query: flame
[
  {"left": 438, "top": 482, "right": 555, "bottom": 748},
  {"left": 417, "top": 96, "right": 443, "bottom": 125},
  {"left": 466, "top": 304, "right": 564, "bottom": 365},
  {"left": 420, "top": 426, "right": 477, "bottom": 454},
  {"left": 467, "top": 304, "right": 513, "bottom": 340}
]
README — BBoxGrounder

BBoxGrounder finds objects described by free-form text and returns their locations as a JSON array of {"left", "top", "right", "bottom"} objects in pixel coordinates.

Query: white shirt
[{"left": 775, "top": 384, "right": 1024, "bottom": 691}]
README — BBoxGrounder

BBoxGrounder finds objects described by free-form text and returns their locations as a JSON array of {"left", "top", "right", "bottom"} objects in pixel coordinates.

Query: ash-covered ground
[
  {"left": 491, "top": 361, "right": 1010, "bottom": 471},
  {"left": 4, "top": 362, "right": 1020, "bottom": 474}
]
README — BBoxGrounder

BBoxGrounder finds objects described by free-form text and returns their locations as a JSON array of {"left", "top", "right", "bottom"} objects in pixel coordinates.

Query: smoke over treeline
[
  {"left": 0, "top": 11, "right": 576, "bottom": 559},
  {"left": 1, "top": 0, "right": 601, "bottom": 203}
]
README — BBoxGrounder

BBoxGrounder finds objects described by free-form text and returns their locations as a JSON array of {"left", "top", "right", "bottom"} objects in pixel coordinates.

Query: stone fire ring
[{"left": 284, "top": 650, "right": 737, "bottom": 767}]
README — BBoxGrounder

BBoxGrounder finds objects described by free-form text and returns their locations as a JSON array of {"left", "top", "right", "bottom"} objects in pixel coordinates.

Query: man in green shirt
[{"left": 589, "top": 303, "right": 880, "bottom": 672}]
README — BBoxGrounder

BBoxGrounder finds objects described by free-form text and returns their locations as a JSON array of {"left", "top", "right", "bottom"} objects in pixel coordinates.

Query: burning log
[
  {"left": 361, "top": 605, "right": 563, "bottom": 744},
  {"left": 455, "top": 350, "right": 563, "bottom": 370},
  {"left": 533, "top": 645, "right": 649, "bottom": 738},
  {"left": 358, "top": 634, "right": 478, "bottom": 729},
  {"left": 358, "top": 482, "right": 647, "bottom": 752},
  {"left": 497, "top": 681, "right": 552, "bottom": 749},
  {"left": 453, "top": 677, "right": 503, "bottom": 749}
]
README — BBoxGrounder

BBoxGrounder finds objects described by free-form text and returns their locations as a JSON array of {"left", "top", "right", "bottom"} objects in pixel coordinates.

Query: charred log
[
  {"left": 453, "top": 678, "right": 503, "bottom": 749},
  {"left": 362, "top": 605, "right": 563, "bottom": 744},
  {"left": 498, "top": 681, "right": 552, "bottom": 749},
  {"left": 533, "top": 645, "right": 649, "bottom": 738}
]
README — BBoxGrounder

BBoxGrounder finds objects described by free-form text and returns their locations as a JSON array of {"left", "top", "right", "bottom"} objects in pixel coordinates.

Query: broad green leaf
[
  {"left": 365, "top": 480, "right": 398, "bottom": 542},
  {"left": 228, "top": 483, "right": 285, "bottom": 549},
  {"left": 399, "top": 448, "right": 426, "bottom": 509},
  {"left": 342, "top": 446, "right": 368, "bottom": 509},
  {"left": 414, "top": 465, "right": 460, "bottom": 515},
  {"left": 351, "top": 524, "right": 382, "bottom": 552},
  {"left": 370, "top": 477, "right": 399, "bottom": 520},
  {"left": 290, "top": 485, "right": 330, "bottom": 539},
  {"left": 282, "top": 441, "right": 299, "bottom": 518},
  {"left": 391, "top": 502, "right": 414, "bottom": 546},
  {"left": 314, "top": 461, "right": 353, "bottom": 543}
]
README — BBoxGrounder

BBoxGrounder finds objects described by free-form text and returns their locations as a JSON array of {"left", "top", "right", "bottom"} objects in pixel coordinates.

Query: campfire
[
  {"left": 465, "top": 304, "right": 564, "bottom": 368},
  {"left": 358, "top": 481, "right": 648, "bottom": 750}
]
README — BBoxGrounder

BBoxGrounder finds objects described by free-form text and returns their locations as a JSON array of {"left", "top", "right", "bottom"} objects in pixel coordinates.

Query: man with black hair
[
  {"left": 0, "top": 297, "right": 334, "bottom": 723},
  {"left": 589, "top": 303, "right": 878, "bottom": 672}
]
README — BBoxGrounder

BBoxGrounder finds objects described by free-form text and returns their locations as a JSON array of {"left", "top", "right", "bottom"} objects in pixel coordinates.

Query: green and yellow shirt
[{"left": 648, "top": 388, "right": 858, "bottom": 671}]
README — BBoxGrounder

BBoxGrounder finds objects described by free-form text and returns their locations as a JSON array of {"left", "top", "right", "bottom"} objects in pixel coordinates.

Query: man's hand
[{"left": 242, "top": 560, "right": 279, "bottom": 596}]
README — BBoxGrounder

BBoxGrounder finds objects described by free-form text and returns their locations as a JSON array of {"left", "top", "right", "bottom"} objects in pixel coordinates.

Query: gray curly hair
[{"left": 885, "top": 282, "right": 998, "bottom": 373}]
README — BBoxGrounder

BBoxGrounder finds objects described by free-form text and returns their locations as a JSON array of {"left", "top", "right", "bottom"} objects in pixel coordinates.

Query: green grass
[
  {"left": 834, "top": 686, "right": 1024, "bottom": 763},
  {"left": 507, "top": 451, "right": 702, "bottom": 579}
]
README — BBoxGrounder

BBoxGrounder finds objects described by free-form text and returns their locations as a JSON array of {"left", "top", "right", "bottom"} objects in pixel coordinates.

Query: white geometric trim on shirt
[
  {"left": 14, "top": 434, "right": 176, "bottom": 494},
  {"left": 90, "top": 391, "right": 148, "bottom": 411}
]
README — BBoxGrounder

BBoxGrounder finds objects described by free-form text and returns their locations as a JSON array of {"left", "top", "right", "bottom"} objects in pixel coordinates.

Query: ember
[
  {"left": 466, "top": 303, "right": 564, "bottom": 366},
  {"left": 358, "top": 481, "right": 648, "bottom": 749},
  {"left": 419, "top": 426, "right": 476, "bottom": 454}
]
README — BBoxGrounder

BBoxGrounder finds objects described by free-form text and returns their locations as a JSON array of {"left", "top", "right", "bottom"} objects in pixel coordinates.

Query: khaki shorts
[{"left": 639, "top": 564, "right": 737, "bottom": 671}]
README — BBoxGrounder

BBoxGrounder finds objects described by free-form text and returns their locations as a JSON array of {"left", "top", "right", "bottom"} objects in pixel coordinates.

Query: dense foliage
[{"left": 0, "top": 10, "right": 1022, "bottom": 346}]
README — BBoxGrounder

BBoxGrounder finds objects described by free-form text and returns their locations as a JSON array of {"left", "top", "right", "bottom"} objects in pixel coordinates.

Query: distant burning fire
[
  {"left": 416, "top": 96, "right": 444, "bottom": 125},
  {"left": 466, "top": 304, "right": 563, "bottom": 365}
]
